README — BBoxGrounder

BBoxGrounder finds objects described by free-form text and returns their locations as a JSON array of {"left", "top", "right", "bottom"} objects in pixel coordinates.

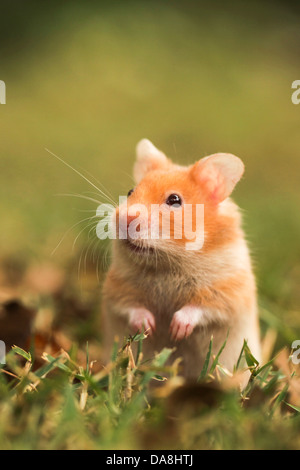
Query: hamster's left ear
[
  {"left": 133, "top": 139, "right": 170, "bottom": 183},
  {"left": 191, "top": 153, "right": 245, "bottom": 203}
]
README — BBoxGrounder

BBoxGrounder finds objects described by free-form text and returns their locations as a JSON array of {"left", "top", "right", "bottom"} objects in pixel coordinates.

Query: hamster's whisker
[
  {"left": 87, "top": 222, "right": 98, "bottom": 240},
  {"left": 56, "top": 192, "right": 115, "bottom": 207},
  {"left": 72, "top": 217, "right": 99, "bottom": 252},
  {"left": 77, "top": 166, "right": 117, "bottom": 205},
  {"left": 45, "top": 148, "right": 116, "bottom": 205},
  {"left": 82, "top": 190, "right": 117, "bottom": 208},
  {"left": 84, "top": 236, "right": 99, "bottom": 275},
  {"left": 76, "top": 209, "right": 100, "bottom": 213},
  {"left": 99, "top": 243, "right": 111, "bottom": 273},
  {"left": 78, "top": 243, "right": 86, "bottom": 281},
  {"left": 120, "top": 169, "right": 135, "bottom": 184},
  {"left": 78, "top": 236, "right": 98, "bottom": 280},
  {"left": 52, "top": 215, "right": 98, "bottom": 256}
]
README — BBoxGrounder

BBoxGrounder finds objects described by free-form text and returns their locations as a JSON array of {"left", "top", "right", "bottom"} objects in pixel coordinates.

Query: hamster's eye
[
  {"left": 166, "top": 194, "right": 182, "bottom": 207},
  {"left": 127, "top": 188, "right": 134, "bottom": 197}
]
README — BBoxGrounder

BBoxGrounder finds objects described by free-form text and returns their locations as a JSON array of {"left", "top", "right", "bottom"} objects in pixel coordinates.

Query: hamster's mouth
[{"left": 123, "top": 239, "right": 155, "bottom": 255}]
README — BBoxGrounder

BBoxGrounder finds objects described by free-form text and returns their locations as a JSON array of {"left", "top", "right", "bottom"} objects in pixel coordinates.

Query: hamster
[{"left": 102, "top": 139, "right": 260, "bottom": 386}]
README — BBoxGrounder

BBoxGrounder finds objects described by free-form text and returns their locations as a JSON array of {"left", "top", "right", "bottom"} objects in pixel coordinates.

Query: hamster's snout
[{"left": 116, "top": 205, "right": 152, "bottom": 242}]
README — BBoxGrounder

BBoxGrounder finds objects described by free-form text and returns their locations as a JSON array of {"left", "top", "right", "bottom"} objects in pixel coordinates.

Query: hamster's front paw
[
  {"left": 129, "top": 307, "right": 156, "bottom": 336},
  {"left": 170, "top": 306, "right": 202, "bottom": 341}
]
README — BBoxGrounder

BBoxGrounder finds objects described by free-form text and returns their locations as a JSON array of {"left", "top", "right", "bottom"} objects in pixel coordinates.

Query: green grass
[{"left": 1, "top": 333, "right": 300, "bottom": 450}]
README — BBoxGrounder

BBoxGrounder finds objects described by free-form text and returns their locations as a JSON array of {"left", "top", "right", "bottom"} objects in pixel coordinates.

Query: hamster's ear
[
  {"left": 133, "top": 139, "right": 169, "bottom": 183},
  {"left": 191, "top": 153, "right": 244, "bottom": 203}
]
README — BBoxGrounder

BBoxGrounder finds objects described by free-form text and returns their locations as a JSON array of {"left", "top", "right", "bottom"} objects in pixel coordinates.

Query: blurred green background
[{"left": 0, "top": 0, "right": 299, "bottom": 340}]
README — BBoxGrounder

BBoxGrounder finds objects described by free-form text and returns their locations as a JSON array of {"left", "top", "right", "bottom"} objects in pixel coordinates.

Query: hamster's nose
[
  {"left": 117, "top": 211, "right": 138, "bottom": 239},
  {"left": 126, "top": 214, "right": 137, "bottom": 229}
]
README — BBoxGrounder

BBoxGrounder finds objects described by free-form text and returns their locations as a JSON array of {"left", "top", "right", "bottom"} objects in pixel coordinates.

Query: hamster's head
[{"left": 114, "top": 139, "right": 244, "bottom": 267}]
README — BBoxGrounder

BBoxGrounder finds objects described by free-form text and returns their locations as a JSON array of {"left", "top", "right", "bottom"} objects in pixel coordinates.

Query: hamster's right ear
[
  {"left": 133, "top": 139, "right": 169, "bottom": 183},
  {"left": 191, "top": 152, "right": 245, "bottom": 203}
]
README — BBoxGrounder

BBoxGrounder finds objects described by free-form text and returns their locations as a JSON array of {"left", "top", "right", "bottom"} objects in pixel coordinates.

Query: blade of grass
[
  {"left": 198, "top": 336, "right": 213, "bottom": 381},
  {"left": 12, "top": 346, "right": 31, "bottom": 362},
  {"left": 209, "top": 331, "right": 229, "bottom": 374}
]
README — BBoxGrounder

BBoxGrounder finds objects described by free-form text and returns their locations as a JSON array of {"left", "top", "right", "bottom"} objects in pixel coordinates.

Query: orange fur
[{"left": 102, "top": 140, "right": 260, "bottom": 387}]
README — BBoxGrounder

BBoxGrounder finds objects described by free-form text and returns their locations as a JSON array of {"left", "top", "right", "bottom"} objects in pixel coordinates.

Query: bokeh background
[{"left": 0, "top": 0, "right": 300, "bottom": 349}]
